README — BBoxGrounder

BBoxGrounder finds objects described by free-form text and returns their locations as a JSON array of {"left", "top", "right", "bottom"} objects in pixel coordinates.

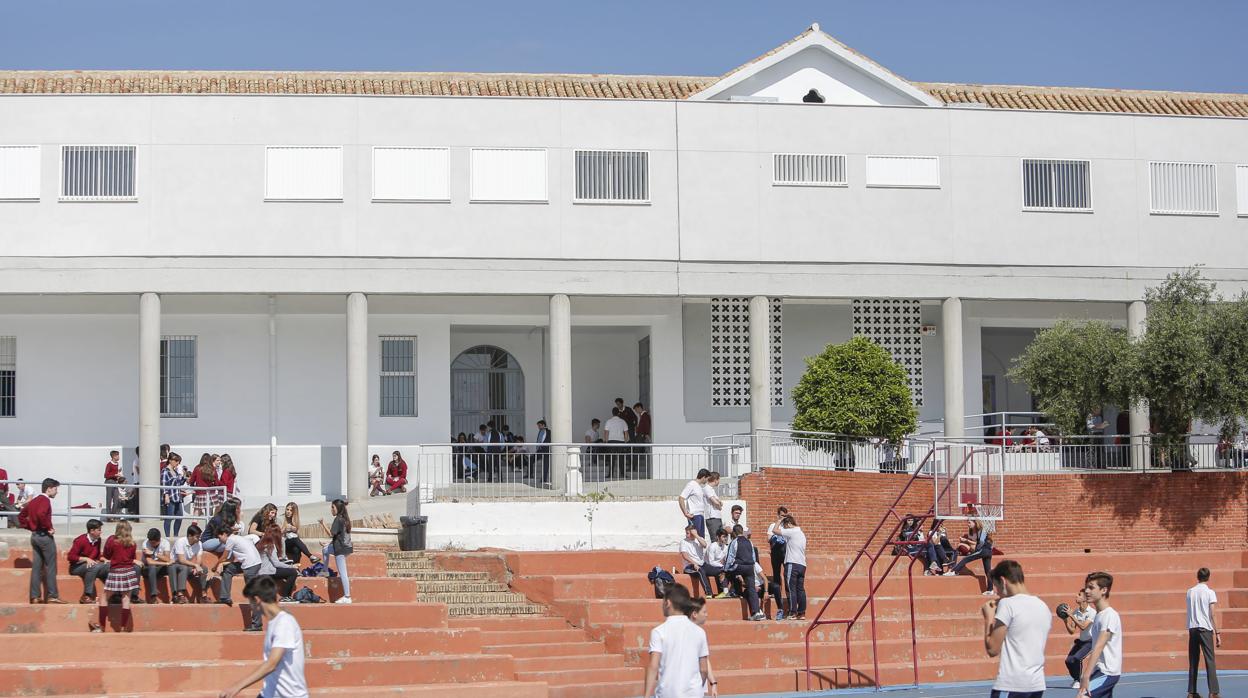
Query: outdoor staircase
[{"left": 386, "top": 551, "right": 545, "bottom": 617}]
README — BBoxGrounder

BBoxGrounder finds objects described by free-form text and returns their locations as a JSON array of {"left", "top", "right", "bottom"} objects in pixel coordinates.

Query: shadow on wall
[
  {"left": 1078, "top": 471, "right": 1248, "bottom": 542},
  {"left": 321, "top": 446, "right": 343, "bottom": 499}
]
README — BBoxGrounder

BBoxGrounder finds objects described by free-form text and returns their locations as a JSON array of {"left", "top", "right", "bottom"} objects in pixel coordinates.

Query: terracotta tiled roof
[
  {"left": 2, "top": 69, "right": 1246, "bottom": 118},
  {"left": 0, "top": 70, "right": 715, "bottom": 100},
  {"left": 920, "top": 82, "right": 1248, "bottom": 118}
]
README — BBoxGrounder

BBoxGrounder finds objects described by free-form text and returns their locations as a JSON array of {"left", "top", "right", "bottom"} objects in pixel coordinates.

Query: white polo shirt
[
  {"left": 224, "top": 533, "right": 263, "bottom": 569},
  {"left": 263, "top": 610, "right": 309, "bottom": 698},
  {"left": 680, "top": 480, "right": 705, "bottom": 518},
  {"left": 1187, "top": 582, "right": 1217, "bottom": 631},
  {"left": 1090, "top": 606, "right": 1123, "bottom": 676},
  {"left": 679, "top": 537, "right": 705, "bottom": 567},
  {"left": 648, "top": 614, "right": 709, "bottom": 697},
  {"left": 992, "top": 593, "right": 1053, "bottom": 693}
]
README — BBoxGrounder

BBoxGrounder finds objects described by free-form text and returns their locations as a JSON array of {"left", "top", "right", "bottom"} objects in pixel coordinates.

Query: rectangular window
[
  {"left": 60, "top": 145, "right": 136, "bottom": 201},
  {"left": 1236, "top": 165, "right": 1248, "bottom": 217},
  {"left": 372, "top": 147, "right": 450, "bottom": 202},
  {"left": 380, "top": 336, "right": 417, "bottom": 417},
  {"left": 574, "top": 150, "right": 649, "bottom": 203},
  {"left": 0, "top": 337, "right": 14, "bottom": 418},
  {"left": 0, "top": 146, "right": 40, "bottom": 201},
  {"left": 1021, "top": 158, "right": 1092, "bottom": 211},
  {"left": 773, "top": 153, "right": 847, "bottom": 187},
  {"left": 160, "top": 336, "right": 197, "bottom": 418},
  {"left": 470, "top": 148, "right": 547, "bottom": 202},
  {"left": 865, "top": 155, "right": 940, "bottom": 188},
  {"left": 1150, "top": 161, "right": 1218, "bottom": 215},
  {"left": 265, "top": 146, "right": 343, "bottom": 201}
]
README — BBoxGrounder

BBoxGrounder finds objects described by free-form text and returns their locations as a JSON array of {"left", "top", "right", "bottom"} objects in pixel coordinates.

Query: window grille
[
  {"left": 286, "top": 472, "right": 313, "bottom": 496},
  {"left": 1021, "top": 159, "right": 1091, "bottom": 211},
  {"left": 0, "top": 337, "right": 14, "bottom": 418},
  {"left": 574, "top": 150, "right": 649, "bottom": 202},
  {"left": 773, "top": 153, "right": 847, "bottom": 187},
  {"left": 372, "top": 147, "right": 450, "bottom": 201},
  {"left": 1150, "top": 161, "right": 1218, "bottom": 215},
  {"left": 380, "top": 336, "right": 417, "bottom": 417},
  {"left": 469, "top": 148, "right": 547, "bottom": 202},
  {"left": 60, "top": 145, "right": 136, "bottom": 201},
  {"left": 160, "top": 336, "right": 197, "bottom": 418},
  {"left": 265, "top": 146, "right": 343, "bottom": 201},
  {"left": 0, "top": 146, "right": 40, "bottom": 200},
  {"left": 1235, "top": 165, "right": 1248, "bottom": 217},
  {"left": 852, "top": 299, "right": 924, "bottom": 407},
  {"left": 866, "top": 155, "right": 940, "bottom": 188},
  {"left": 709, "top": 298, "right": 782, "bottom": 407}
]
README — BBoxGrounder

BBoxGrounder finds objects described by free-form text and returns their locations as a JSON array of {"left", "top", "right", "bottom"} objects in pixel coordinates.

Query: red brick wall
[{"left": 741, "top": 468, "right": 1248, "bottom": 555}]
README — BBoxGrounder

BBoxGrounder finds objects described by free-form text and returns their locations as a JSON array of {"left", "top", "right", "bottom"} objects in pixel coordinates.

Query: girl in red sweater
[
  {"left": 91, "top": 521, "right": 138, "bottom": 632},
  {"left": 220, "top": 453, "right": 238, "bottom": 499},
  {"left": 188, "top": 454, "right": 218, "bottom": 517}
]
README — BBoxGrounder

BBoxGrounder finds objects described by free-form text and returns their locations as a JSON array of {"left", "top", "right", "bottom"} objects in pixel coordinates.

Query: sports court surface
[{"left": 743, "top": 671, "right": 1248, "bottom": 697}]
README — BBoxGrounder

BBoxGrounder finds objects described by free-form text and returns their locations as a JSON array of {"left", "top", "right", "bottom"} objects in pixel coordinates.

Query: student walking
[
  {"left": 319, "top": 499, "right": 354, "bottom": 604},
  {"left": 67, "top": 518, "right": 111, "bottom": 603},
  {"left": 1063, "top": 588, "right": 1097, "bottom": 689},
  {"left": 1186, "top": 567, "right": 1221, "bottom": 698},
  {"left": 980, "top": 560, "right": 1052, "bottom": 698},
  {"left": 1079, "top": 572, "right": 1122, "bottom": 698},
  {"left": 91, "top": 521, "right": 139, "bottom": 632},
  {"left": 776, "top": 513, "right": 808, "bottom": 621},
  {"left": 220, "top": 576, "right": 310, "bottom": 698},
  {"left": 642, "top": 584, "right": 711, "bottom": 698},
  {"left": 19, "top": 478, "right": 65, "bottom": 604}
]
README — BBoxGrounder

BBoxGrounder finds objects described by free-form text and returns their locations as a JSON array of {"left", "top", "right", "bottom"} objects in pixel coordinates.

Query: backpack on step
[
  {"left": 647, "top": 566, "right": 675, "bottom": 599},
  {"left": 292, "top": 586, "right": 325, "bottom": 603}
]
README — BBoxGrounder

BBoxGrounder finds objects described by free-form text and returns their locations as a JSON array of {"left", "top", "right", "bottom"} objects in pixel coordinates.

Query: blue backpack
[{"left": 647, "top": 566, "right": 675, "bottom": 598}]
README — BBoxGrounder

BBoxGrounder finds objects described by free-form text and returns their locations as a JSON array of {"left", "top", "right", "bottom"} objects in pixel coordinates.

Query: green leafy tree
[
  {"left": 791, "top": 336, "right": 917, "bottom": 441},
  {"left": 1008, "top": 320, "right": 1130, "bottom": 436}
]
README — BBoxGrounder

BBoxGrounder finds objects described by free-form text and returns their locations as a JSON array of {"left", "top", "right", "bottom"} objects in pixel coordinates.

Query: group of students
[
  {"left": 102, "top": 446, "right": 241, "bottom": 538},
  {"left": 368, "top": 451, "right": 409, "bottom": 496},
  {"left": 19, "top": 476, "right": 356, "bottom": 633},
  {"left": 676, "top": 468, "right": 809, "bottom": 623},
  {"left": 899, "top": 511, "right": 997, "bottom": 591}
]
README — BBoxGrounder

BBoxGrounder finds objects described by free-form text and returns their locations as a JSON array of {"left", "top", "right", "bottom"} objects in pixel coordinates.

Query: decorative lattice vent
[
  {"left": 710, "top": 298, "right": 782, "bottom": 407},
  {"left": 852, "top": 299, "right": 924, "bottom": 406}
]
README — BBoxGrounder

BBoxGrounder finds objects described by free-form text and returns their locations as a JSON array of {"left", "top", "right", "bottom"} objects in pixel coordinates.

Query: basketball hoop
[{"left": 929, "top": 441, "right": 1005, "bottom": 523}]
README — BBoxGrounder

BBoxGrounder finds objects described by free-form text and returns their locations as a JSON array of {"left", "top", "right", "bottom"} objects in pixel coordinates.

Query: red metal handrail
[{"left": 801, "top": 444, "right": 992, "bottom": 691}]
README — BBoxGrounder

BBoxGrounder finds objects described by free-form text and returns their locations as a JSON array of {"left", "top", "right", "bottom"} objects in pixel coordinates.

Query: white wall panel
[
  {"left": 470, "top": 148, "right": 547, "bottom": 202},
  {"left": 1237, "top": 165, "right": 1248, "bottom": 217},
  {"left": 0, "top": 146, "right": 39, "bottom": 200},
  {"left": 865, "top": 155, "right": 940, "bottom": 188},
  {"left": 265, "top": 146, "right": 343, "bottom": 201},
  {"left": 372, "top": 147, "right": 449, "bottom": 201}
]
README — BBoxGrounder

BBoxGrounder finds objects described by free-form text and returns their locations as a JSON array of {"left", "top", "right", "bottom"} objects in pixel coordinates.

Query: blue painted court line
[{"left": 726, "top": 670, "right": 1248, "bottom": 697}]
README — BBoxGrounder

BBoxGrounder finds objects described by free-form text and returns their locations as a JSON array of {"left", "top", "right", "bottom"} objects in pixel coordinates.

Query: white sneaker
[
  {"left": 749, "top": 612, "right": 766, "bottom": 621},
  {"left": 942, "top": 570, "right": 956, "bottom": 576},
  {"left": 982, "top": 590, "right": 995, "bottom": 596},
  {"left": 335, "top": 596, "right": 353, "bottom": 604},
  {"left": 1071, "top": 681, "right": 1081, "bottom": 689}
]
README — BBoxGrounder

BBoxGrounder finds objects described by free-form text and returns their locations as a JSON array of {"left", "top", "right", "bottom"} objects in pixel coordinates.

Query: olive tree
[
  {"left": 791, "top": 336, "right": 918, "bottom": 441},
  {"left": 1008, "top": 320, "right": 1130, "bottom": 436}
]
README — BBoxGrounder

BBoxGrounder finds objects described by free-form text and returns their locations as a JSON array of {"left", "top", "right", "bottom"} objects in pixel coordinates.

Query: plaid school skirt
[{"left": 103, "top": 564, "right": 139, "bottom": 593}]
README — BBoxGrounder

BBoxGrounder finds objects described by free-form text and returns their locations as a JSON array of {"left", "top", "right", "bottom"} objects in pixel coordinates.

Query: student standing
[
  {"left": 1079, "top": 572, "right": 1122, "bottom": 698},
  {"left": 319, "top": 499, "right": 354, "bottom": 604},
  {"left": 765, "top": 506, "right": 789, "bottom": 610},
  {"left": 981, "top": 560, "right": 1052, "bottom": 698},
  {"left": 1063, "top": 589, "right": 1097, "bottom": 689},
  {"left": 91, "top": 521, "right": 139, "bottom": 632},
  {"left": 67, "top": 518, "right": 111, "bottom": 603},
  {"left": 679, "top": 469, "right": 710, "bottom": 537},
  {"left": 19, "top": 478, "right": 65, "bottom": 604},
  {"left": 643, "top": 584, "right": 710, "bottom": 698},
  {"left": 685, "top": 598, "right": 718, "bottom": 697},
  {"left": 213, "top": 530, "right": 265, "bottom": 631},
  {"left": 103, "top": 450, "right": 123, "bottom": 519},
  {"left": 1186, "top": 567, "right": 1221, "bottom": 698},
  {"left": 776, "top": 514, "right": 808, "bottom": 621},
  {"left": 702, "top": 473, "right": 724, "bottom": 540},
  {"left": 220, "top": 576, "right": 310, "bottom": 698},
  {"left": 189, "top": 454, "right": 219, "bottom": 518},
  {"left": 160, "top": 453, "right": 186, "bottom": 537}
]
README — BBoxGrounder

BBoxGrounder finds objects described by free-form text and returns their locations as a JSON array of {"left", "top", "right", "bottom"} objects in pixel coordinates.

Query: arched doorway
[{"left": 451, "top": 345, "right": 525, "bottom": 439}]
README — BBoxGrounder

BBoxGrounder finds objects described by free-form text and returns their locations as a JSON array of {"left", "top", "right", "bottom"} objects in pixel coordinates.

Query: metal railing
[
  {"left": 708, "top": 429, "right": 931, "bottom": 475},
  {"left": 397, "top": 443, "right": 746, "bottom": 501},
  {"left": 1, "top": 479, "right": 226, "bottom": 528}
]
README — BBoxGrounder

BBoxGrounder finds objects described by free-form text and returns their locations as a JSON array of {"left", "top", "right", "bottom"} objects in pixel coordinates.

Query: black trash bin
[{"left": 399, "top": 515, "right": 428, "bottom": 551}]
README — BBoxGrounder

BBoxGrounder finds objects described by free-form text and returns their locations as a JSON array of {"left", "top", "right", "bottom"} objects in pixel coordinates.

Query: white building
[{"left": 2, "top": 26, "right": 1247, "bottom": 510}]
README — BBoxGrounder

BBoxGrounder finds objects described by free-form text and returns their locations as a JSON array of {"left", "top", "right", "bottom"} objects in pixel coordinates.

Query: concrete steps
[{"left": 385, "top": 552, "right": 546, "bottom": 617}]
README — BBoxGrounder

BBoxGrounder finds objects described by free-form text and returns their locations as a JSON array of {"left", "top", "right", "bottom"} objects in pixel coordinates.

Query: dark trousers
[
  {"left": 220, "top": 562, "right": 260, "bottom": 603},
  {"left": 161, "top": 501, "right": 183, "bottom": 537},
  {"left": 270, "top": 567, "right": 298, "bottom": 598},
  {"left": 785, "top": 562, "right": 807, "bottom": 617},
  {"left": 170, "top": 562, "right": 208, "bottom": 596},
  {"left": 769, "top": 542, "right": 786, "bottom": 601},
  {"left": 706, "top": 518, "right": 723, "bottom": 540},
  {"left": 1188, "top": 627, "right": 1219, "bottom": 695},
  {"left": 989, "top": 691, "right": 1043, "bottom": 698},
  {"left": 285, "top": 536, "right": 314, "bottom": 564},
  {"left": 951, "top": 545, "right": 992, "bottom": 579},
  {"left": 29, "top": 531, "right": 58, "bottom": 600},
  {"left": 70, "top": 560, "right": 111, "bottom": 599},
  {"left": 1087, "top": 669, "right": 1119, "bottom": 697},
  {"left": 1066, "top": 638, "right": 1093, "bottom": 680},
  {"left": 688, "top": 515, "right": 705, "bottom": 538},
  {"left": 724, "top": 568, "right": 760, "bottom": 616},
  {"left": 142, "top": 564, "right": 169, "bottom": 600},
  {"left": 701, "top": 564, "right": 725, "bottom": 594},
  {"left": 684, "top": 563, "right": 712, "bottom": 597}
]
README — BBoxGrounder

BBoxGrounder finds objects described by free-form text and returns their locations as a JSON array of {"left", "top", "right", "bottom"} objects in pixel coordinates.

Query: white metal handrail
[{"left": 1, "top": 479, "right": 227, "bottom": 527}]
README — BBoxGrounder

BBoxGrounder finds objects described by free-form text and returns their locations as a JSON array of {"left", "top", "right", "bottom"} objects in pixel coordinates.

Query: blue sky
[{"left": 1, "top": 1, "right": 1244, "bottom": 94}]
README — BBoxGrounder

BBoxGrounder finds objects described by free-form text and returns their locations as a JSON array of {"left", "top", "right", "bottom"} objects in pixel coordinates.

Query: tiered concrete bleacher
[{"left": 2, "top": 537, "right": 1247, "bottom": 696}]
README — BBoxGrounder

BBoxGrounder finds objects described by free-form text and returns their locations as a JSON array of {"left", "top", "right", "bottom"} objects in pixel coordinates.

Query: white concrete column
[
  {"left": 942, "top": 297, "right": 965, "bottom": 439},
  {"left": 1128, "top": 301, "right": 1149, "bottom": 469},
  {"left": 549, "top": 294, "right": 572, "bottom": 490},
  {"left": 346, "top": 293, "right": 369, "bottom": 502},
  {"left": 138, "top": 293, "right": 161, "bottom": 518},
  {"left": 749, "top": 296, "right": 772, "bottom": 468}
]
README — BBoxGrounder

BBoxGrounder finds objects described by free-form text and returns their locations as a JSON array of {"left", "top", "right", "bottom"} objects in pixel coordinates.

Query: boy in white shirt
[
  {"left": 679, "top": 525, "right": 714, "bottom": 598},
  {"left": 705, "top": 528, "right": 729, "bottom": 598},
  {"left": 702, "top": 472, "right": 724, "bottom": 539},
  {"left": 170, "top": 523, "right": 211, "bottom": 603},
  {"left": 981, "top": 559, "right": 1052, "bottom": 698},
  {"left": 1079, "top": 572, "right": 1122, "bottom": 698},
  {"left": 1062, "top": 588, "right": 1097, "bottom": 689},
  {"left": 213, "top": 531, "right": 265, "bottom": 630},
  {"left": 221, "top": 576, "right": 309, "bottom": 698},
  {"left": 642, "top": 584, "right": 710, "bottom": 698},
  {"left": 678, "top": 469, "right": 711, "bottom": 537},
  {"left": 139, "top": 528, "right": 172, "bottom": 604},
  {"left": 1186, "top": 567, "right": 1220, "bottom": 698}
]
